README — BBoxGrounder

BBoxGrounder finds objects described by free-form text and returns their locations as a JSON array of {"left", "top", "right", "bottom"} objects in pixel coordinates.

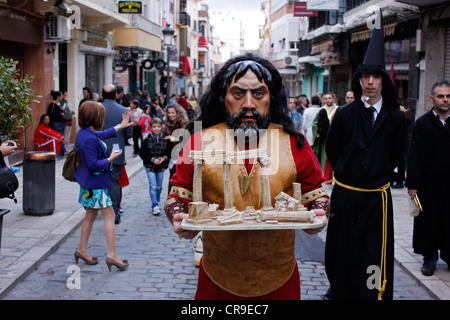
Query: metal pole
[{"left": 166, "top": 46, "right": 170, "bottom": 106}]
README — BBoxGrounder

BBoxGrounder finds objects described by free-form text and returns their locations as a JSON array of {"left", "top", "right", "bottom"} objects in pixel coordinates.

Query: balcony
[
  {"left": 178, "top": 12, "right": 191, "bottom": 27},
  {"left": 272, "top": 48, "right": 299, "bottom": 63}
]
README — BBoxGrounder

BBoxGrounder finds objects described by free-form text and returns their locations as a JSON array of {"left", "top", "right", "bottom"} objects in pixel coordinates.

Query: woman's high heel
[
  {"left": 74, "top": 250, "right": 98, "bottom": 265},
  {"left": 106, "top": 257, "right": 129, "bottom": 271}
]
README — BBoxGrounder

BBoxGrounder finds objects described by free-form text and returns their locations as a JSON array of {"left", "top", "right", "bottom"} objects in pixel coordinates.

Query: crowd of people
[{"left": 26, "top": 22, "right": 448, "bottom": 300}]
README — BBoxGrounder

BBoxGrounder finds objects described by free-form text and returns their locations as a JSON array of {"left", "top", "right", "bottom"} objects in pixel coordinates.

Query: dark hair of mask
[{"left": 187, "top": 53, "right": 305, "bottom": 148}]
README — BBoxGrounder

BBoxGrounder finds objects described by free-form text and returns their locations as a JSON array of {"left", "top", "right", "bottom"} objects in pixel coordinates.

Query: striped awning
[{"left": 351, "top": 21, "right": 398, "bottom": 43}]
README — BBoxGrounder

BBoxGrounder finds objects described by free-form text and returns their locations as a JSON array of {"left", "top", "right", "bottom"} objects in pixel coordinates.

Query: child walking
[
  {"left": 139, "top": 104, "right": 152, "bottom": 138},
  {"left": 139, "top": 117, "right": 169, "bottom": 215}
]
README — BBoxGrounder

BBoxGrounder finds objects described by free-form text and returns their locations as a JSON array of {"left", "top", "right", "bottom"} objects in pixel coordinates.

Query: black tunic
[
  {"left": 405, "top": 111, "right": 450, "bottom": 262},
  {"left": 324, "top": 99, "right": 407, "bottom": 300}
]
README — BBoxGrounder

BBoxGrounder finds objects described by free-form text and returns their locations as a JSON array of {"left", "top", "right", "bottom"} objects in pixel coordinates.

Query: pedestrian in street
[
  {"left": 34, "top": 114, "right": 66, "bottom": 158},
  {"left": 152, "top": 97, "right": 165, "bottom": 120},
  {"left": 74, "top": 101, "right": 130, "bottom": 271},
  {"left": 115, "top": 85, "right": 124, "bottom": 105},
  {"left": 297, "top": 95, "right": 309, "bottom": 115},
  {"left": 177, "top": 92, "right": 190, "bottom": 112},
  {"left": 101, "top": 84, "right": 132, "bottom": 224},
  {"left": 323, "top": 13, "right": 407, "bottom": 300},
  {"left": 47, "top": 90, "right": 67, "bottom": 156},
  {"left": 311, "top": 92, "right": 337, "bottom": 184},
  {"left": 139, "top": 117, "right": 170, "bottom": 216},
  {"left": 162, "top": 103, "right": 189, "bottom": 193},
  {"left": 406, "top": 80, "right": 450, "bottom": 276},
  {"left": 140, "top": 91, "right": 154, "bottom": 117},
  {"left": 165, "top": 54, "right": 329, "bottom": 300},
  {"left": 78, "top": 87, "right": 93, "bottom": 108},
  {"left": 129, "top": 99, "right": 143, "bottom": 156},
  {"left": 302, "top": 95, "right": 321, "bottom": 146},
  {"left": 344, "top": 91, "right": 355, "bottom": 104},
  {"left": 139, "top": 105, "right": 152, "bottom": 138},
  {"left": 61, "top": 91, "right": 75, "bottom": 143},
  {"left": 287, "top": 96, "right": 303, "bottom": 133}
]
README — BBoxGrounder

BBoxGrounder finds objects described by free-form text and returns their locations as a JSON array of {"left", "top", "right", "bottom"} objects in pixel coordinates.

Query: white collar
[
  {"left": 362, "top": 97, "right": 383, "bottom": 114},
  {"left": 432, "top": 109, "right": 450, "bottom": 125}
]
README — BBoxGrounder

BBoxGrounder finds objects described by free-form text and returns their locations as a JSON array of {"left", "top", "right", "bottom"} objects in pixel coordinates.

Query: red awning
[
  {"left": 198, "top": 36, "right": 209, "bottom": 49},
  {"left": 180, "top": 56, "right": 192, "bottom": 74}
]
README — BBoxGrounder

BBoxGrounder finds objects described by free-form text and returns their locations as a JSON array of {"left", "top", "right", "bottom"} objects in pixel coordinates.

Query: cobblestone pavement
[{"left": 2, "top": 168, "right": 435, "bottom": 300}]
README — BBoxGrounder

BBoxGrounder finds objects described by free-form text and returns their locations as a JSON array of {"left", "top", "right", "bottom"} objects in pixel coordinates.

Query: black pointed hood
[{"left": 352, "top": 9, "right": 398, "bottom": 107}]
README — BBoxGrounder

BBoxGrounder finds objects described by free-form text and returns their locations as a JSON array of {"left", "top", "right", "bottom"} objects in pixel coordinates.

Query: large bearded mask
[{"left": 222, "top": 60, "right": 273, "bottom": 146}]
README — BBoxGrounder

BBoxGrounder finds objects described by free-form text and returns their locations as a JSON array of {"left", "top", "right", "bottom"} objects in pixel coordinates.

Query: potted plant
[{"left": 0, "top": 57, "right": 39, "bottom": 142}]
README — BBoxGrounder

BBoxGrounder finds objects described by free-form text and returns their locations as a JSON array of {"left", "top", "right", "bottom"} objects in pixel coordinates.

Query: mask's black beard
[{"left": 226, "top": 108, "right": 271, "bottom": 146}]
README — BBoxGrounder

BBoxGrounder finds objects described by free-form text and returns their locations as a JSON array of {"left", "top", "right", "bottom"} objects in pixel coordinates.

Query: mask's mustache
[
  {"left": 227, "top": 109, "right": 270, "bottom": 130},
  {"left": 226, "top": 108, "right": 271, "bottom": 145}
]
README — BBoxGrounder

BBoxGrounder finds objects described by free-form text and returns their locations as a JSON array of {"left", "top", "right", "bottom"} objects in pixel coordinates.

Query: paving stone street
[{"left": 1, "top": 165, "right": 436, "bottom": 301}]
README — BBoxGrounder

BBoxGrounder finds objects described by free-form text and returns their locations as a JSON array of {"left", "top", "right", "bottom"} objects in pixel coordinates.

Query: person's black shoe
[
  {"left": 322, "top": 288, "right": 334, "bottom": 300},
  {"left": 115, "top": 213, "right": 121, "bottom": 225},
  {"left": 421, "top": 264, "right": 436, "bottom": 276}
]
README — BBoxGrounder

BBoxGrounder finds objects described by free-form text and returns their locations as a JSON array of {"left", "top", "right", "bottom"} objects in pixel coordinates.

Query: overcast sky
[{"left": 204, "top": 0, "right": 265, "bottom": 50}]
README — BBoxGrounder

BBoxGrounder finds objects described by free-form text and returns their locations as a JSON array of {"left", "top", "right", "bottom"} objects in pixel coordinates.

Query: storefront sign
[
  {"left": 294, "top": 2, "right": 318, "bottom": 17},
  {"left": 321, "top": 51, "right": 340, "bottom": 66},
  {"left": 118, "top": 1, "right": 142, "bottom": 14}
]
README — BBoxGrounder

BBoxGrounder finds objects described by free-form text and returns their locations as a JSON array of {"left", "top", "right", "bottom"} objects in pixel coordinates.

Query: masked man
[{"left": 165, "top": 54, "right": 329, "bottom": 300}]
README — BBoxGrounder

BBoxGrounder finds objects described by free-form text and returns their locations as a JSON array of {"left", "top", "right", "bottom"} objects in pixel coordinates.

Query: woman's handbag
[
  {"left": 0, "top": 156, "right": 18, "bottom": 203},
  {"left": 62, "top": 145, "right": 81, "bottom": 182}
]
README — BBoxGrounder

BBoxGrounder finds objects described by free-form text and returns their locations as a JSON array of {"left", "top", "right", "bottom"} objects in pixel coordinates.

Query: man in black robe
[
  {"left": 323, "top": 11, "right": 407, "bottom": 300},
  {"left": 406, "top": 80, "right": 450, "bottom": 276}
]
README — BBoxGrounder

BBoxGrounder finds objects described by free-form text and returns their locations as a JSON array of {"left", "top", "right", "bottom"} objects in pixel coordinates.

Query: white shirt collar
[
  {"left": 361, "top": 97, "right": 383, "bottom": 114},
  {"left": 432, "top": 109, "right": 450, "bottom": 126}
]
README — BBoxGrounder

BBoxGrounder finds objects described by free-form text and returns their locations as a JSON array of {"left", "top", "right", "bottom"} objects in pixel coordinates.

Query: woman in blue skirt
[{"left": 74, "top": 101, "right": 131, "bottom": 271}]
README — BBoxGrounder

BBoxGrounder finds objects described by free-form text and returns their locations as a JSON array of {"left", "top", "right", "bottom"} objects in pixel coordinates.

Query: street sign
[
  {"left": 118, "top": 1, "right": 142, "bottom": 14},
  {"left": 293, "top": 2, "right": 318, "bottom": 17}
]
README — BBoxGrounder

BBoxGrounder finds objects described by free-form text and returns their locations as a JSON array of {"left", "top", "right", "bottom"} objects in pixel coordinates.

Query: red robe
[
  {"left": 34, "top": 123, "right": 64, "bottom": 154},
  {"left": 169, "top": 128, "right": 326, "bottom": 299}
]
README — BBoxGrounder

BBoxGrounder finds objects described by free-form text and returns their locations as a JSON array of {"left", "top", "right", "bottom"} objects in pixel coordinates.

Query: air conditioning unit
[
  {"left": 284, "top": 56, "right": 296, "bottom": 67},
  {"left": 45, "top": 15, "right": 70, "bottom": 43}
]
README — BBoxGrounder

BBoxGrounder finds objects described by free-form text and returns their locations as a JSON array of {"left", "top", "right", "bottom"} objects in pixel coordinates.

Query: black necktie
[{"left": 368, "top": 106, "right": 376, "bottom": 127}]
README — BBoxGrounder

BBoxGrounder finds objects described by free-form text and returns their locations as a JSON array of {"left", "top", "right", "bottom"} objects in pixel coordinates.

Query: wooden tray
[{"left": 181, "top": 215, "right": 323, "bottom": 231}]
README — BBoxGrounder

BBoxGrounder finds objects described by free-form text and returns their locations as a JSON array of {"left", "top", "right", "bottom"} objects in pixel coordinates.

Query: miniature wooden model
[{"left": 182, "top": 148, "right": 321, "bottom": 230}]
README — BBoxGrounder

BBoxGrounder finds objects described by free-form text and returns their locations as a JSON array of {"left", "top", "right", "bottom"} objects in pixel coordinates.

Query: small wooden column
[
  {"left": 293, "top": 182, "right": 302, "bottom": 202},
  {"left": 223, "top": 155, "right": 235, "bottom": 211},
  {"left": 259, "top": 154, "right": 273, "bottom": 211},
  {"left": 193, "top": 157, "right": 203, "bottom": 202}
]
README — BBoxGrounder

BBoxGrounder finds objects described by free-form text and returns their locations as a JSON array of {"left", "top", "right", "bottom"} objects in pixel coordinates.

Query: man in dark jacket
[
  {"left": 406, "top": 80, "right": 450, "bottom": 276},
  {"left": 102, "top": 84, "right": 132, "bottom": 224},
  {"left": 323, "top": 11, "right": 407, "bottom": 300}
]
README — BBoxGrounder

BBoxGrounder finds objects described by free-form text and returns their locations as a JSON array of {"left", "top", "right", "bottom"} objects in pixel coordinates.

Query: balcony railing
[{"left": 178, "top": 12, "right": 191, "bottom": 27}]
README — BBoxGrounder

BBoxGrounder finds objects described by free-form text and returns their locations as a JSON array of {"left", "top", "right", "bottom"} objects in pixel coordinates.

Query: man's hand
[
  {"left": 172, "top": 212, "right": 199, "bottom": 239},
  {"left": 408, "top": 189, "right": 418, "bottom": 200},
  {"left": 303, "top": 209, "right": 327, "bottom": 235},
  {"left": 165, "top": 197, "right": 199, "bottom": 239}
]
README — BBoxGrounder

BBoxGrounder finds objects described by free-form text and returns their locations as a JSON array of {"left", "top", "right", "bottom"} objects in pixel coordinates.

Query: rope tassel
[{"left": 336, "top": 180, "right": 390, "bottom": 300}]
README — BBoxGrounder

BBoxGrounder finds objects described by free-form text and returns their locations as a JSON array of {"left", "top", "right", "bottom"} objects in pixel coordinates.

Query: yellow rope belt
[{"left": 335, "top": 180, "right": 390, "bottom": 300}]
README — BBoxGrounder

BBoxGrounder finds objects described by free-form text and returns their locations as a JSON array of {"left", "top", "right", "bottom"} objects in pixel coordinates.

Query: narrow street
[{"left": 2, "top": 167, "right": 435, "bottom": 300}]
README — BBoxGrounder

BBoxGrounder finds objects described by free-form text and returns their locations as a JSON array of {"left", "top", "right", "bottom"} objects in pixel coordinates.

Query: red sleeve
[
  {"left": 168, "top": 131, "right": 201, "bottom": 204},
  {"left": 290, "top": 136, "right": 326, "bottom": 196}
]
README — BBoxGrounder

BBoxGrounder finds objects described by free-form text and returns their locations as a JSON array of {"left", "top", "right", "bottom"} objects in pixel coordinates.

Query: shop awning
[
  {"left": 180, "top": 56, "right": 192, "bottom": 74},
  {"left": 350, "top": 20, "right": 398, "bottom": 43}
]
